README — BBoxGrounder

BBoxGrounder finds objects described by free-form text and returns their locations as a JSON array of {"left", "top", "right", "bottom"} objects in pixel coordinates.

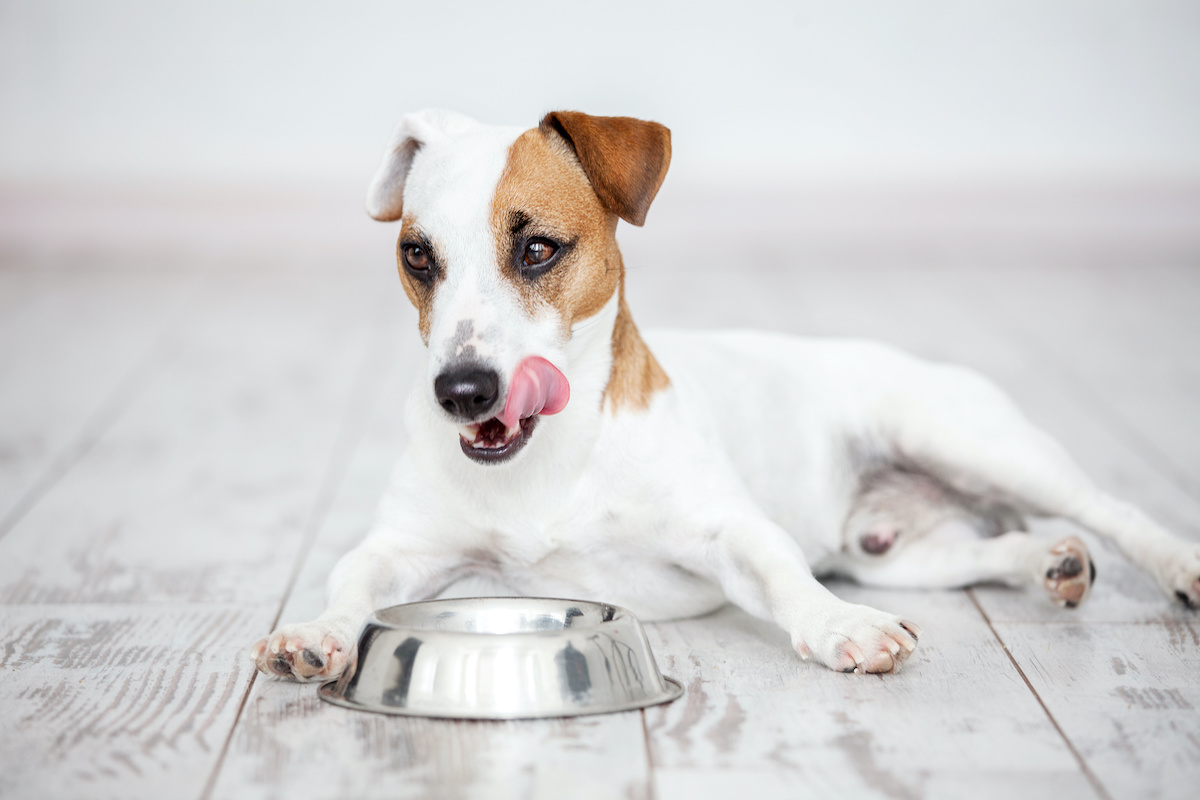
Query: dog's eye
[
  {"left": 402, "top": 244, "right": 430, "bottom": 271},
  {"left": 523, "top": 240, "right": 557, "bottom": 267}
]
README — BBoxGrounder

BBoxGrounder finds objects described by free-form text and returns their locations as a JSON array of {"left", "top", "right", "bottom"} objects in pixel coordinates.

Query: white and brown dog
[{"left": 252, "top": 109, "right": 1200, "bottom": 679}]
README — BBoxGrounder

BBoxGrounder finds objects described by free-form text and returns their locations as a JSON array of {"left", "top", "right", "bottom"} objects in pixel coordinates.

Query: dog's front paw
[
  {"left": 250, "top": 622, "right": 355, "bottom": 682},
  {"left": 1159, "top": 546, "right": 1200, "bottom": 609},
  {"left": 795, "top": 604, "right": 921, "bottom": 675},
  {"left": 1042, "top": 536, "right": 1095, "bottom": 608}
]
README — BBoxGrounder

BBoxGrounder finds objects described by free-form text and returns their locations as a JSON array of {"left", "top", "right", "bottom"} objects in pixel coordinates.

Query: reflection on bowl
[{"left": 318, "top": 597, "right": 683, "bottom": 719}]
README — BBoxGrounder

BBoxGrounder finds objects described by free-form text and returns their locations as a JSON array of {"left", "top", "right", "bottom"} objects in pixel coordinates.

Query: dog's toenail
[{"left": 1089, "top": 561, "right": 1097, "bottom": 585}]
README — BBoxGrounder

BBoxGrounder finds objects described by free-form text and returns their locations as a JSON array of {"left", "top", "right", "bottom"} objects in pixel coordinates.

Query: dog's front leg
[
  {"left": 250, "top": 531, "right": 465, "bottom": 682},
  {"left": 688, "top": 518, "right": 922, "bottom": 674}
]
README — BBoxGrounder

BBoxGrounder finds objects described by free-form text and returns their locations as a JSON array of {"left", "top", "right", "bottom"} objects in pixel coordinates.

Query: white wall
[{"left": 2, "top": 0, "right": 1199, "bottom": 191}]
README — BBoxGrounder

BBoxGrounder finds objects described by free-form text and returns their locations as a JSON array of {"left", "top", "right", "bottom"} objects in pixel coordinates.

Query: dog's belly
[{"left": 644, "top": 329, "right": 914, "bottom": 566}]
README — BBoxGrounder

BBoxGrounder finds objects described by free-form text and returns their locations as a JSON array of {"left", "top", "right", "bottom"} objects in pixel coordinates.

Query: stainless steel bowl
[{"left": 318, "top": 597, "right": 683, "bottom": 719}]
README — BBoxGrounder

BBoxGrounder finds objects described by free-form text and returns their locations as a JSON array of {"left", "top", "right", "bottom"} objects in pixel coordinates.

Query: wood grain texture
[
  {"left": 0, "top": 604, "right": 264, "bottom": 799},
  {"left": 994, "top": 620, "right": 1200, "bottom": 800},
  {"left": 643, "top": 590, "right": 1095, "bottom": 800},
  {"left": 219, "top": 686, "right": 651, "bottom": 800},
  {"left": 0, "top": 264, "right": 405, "bottom": 799}
]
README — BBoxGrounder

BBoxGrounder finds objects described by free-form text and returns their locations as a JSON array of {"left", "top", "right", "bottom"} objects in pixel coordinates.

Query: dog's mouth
[
  {"left": 458, "top": 415, "right": 539, "bottom": 464},
  {"left": 453, "top": 356, "right": 569, "bottom": 466}
]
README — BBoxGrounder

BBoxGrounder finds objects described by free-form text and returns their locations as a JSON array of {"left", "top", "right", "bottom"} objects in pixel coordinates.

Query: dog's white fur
[{"left": 252, "top": 110, "right": 1200, "bottom": 680}]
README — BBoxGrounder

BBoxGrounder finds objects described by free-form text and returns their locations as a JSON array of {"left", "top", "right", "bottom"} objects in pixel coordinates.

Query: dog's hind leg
[
  {"left": 832, "top": 519, "right": 1097, "bottom": 607},
  {"left": 879, "top": 363, "right": 1200, "bottom": 607}
]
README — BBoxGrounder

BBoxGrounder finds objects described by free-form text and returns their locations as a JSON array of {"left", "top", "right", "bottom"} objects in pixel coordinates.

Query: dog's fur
[{"left": 252, "top": 110, "right": 1200, "bottom": 679}]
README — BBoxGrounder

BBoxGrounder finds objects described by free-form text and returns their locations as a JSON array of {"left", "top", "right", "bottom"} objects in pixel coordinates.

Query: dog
[{"left": 251, "top": 109, "right": 1200, "bottom": 679}]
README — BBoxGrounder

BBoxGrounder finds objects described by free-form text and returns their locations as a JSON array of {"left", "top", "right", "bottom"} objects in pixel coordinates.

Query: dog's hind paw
[
  {"left": 1042, "top": 536, "right": 1095, "bottom": 609},
  {"left": 1159, "top": 546, "right": 1200, "bottom": 609},
  {"left": 796, "top": 604, "right": 921, "bottom": 675},
  {"left": 250, "top": 622, "right": 354, "bottom": 682}
]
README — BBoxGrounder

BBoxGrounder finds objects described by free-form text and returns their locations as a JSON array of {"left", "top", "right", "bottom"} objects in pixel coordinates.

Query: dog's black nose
[{"left": 434, "top": 367, "right": 501, "bottom": 420}]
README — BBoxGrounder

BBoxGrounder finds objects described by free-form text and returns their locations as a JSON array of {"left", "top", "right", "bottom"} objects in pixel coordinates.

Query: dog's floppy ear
[
  {"left": 539, "top": 111, "right": 671, "bottom": 227},
  {"left": 365, "top": 109, "right": 478, "bottom": 222}
]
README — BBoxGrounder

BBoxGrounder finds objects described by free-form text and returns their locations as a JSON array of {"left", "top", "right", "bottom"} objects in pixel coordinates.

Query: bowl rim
[{"left": 367, "top": 596, "right": 629, "bottom": 637}]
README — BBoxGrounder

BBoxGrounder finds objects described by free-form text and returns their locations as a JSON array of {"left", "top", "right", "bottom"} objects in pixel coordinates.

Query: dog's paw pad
[
  {"left": 250, "top": 624, "right": 352, "bottom": 682},
  {"left": 301, "top": 648, "right": 327, "bottom": 669},
  {"left": 1160, "top": 548, "right": 1200, "bottom": 609},
  {"left": 1043, "top": 536, "right": 1093, "bottom": 608}
]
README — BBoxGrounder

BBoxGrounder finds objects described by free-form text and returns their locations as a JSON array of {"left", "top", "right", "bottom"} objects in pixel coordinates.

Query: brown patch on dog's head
[
  {"left": 395, "top": 213, "right": 443, "bottom": 343},
  {"left": 490, "top": 126, "right": 621, "bottom": 329},
  {"left": 490, "top": 112, "right": 672, "bottom": 412},
  {"left": 539, "top": 111, "right": 671, "bottom": 227}
]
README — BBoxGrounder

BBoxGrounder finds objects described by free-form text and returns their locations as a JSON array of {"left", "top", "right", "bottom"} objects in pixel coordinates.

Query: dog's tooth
[{"left": 504, "top": 423, "right": 520, "bottom": 440}]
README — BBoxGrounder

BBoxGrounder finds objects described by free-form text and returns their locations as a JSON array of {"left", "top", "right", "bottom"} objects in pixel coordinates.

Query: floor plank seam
[
  {"left": 197, "top": 293, "right": 397, "bottom": 798},
  {"left": 967, "top": 589, "right": 1115, "bottom": 800},
  {"left": 640, "top": 708, "right": 658, "bottom": 800},
  {"left": 198, "top": 670, "right": 260, "bottom": 800}
]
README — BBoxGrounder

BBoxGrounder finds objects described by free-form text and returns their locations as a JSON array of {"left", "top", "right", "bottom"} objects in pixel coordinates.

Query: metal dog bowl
[{"left": 318, "top": 597, "right": 683, "bottom": 719}]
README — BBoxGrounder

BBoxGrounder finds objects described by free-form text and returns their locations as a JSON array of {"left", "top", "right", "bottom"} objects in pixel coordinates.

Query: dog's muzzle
[{"left": 438, "top": 357, "right": 570, "bottom": 465}]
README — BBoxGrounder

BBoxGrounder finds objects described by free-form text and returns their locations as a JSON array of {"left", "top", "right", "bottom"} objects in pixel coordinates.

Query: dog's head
[{"left": 366, "top": 110, "right": 671, "bottom": 466}]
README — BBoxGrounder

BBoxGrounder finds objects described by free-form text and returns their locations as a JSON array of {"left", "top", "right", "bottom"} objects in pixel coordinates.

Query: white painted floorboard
[{"left": 1, "top": 228, "right": 1198, "bottom": 799}]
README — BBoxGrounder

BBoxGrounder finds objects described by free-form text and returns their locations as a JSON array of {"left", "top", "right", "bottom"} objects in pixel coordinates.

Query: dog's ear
[
  {"left": 365, "top": 109, "right": 478, "bottom": 222},
  {"left": 539, "top": 111, "right": 671, "bottom": 227}
]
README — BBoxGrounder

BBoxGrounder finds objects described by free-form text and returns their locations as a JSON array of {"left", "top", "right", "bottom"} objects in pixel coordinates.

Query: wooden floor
[{"left": 2, "top": 196, "right": 1199, "bottom": 800}]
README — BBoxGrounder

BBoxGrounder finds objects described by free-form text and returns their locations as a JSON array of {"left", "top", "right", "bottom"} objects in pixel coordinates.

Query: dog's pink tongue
[{"left": 497, "top": 356, "right": 570, "bottom": 429}]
